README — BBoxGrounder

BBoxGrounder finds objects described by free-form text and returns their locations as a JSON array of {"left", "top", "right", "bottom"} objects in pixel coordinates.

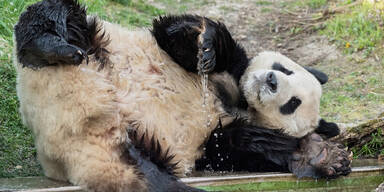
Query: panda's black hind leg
[
  {"left": 152, "top": 15, "right": 249, "bottom": 81},
  {"left": 17, "top": 34, "right": 88, "bottom": 69},
  {"left": 14, "top": 0, "right": 97, "bottom": 69},
  {"left": 124, "top": 130, "right": 206, "bottom": 192}
]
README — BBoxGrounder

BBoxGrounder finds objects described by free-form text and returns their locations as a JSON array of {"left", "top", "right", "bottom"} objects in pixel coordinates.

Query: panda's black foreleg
[
  {"left": 197, "top": 118, "right": 351, "bottom": 179},
  {"left": 196, "top": 118, "right": 298, "bottom": 172},
  {"left": 152, "top": 15, "right": 202, "bottom": 73},
  {"left": 152, "top": 15, "right": 249, "bottom": 81}
]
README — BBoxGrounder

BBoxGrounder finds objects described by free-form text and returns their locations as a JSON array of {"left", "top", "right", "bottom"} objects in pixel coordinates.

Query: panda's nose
[{"left": 266, "top": 72, "right": 277, "bottom": 92}]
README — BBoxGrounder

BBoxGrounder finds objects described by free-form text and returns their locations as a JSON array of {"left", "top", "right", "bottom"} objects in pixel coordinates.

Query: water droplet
[
  {"left": 216, "top": 164, "right": 220, "bottom": 167},
  {"left": 200, "top": 73, "right": 213, "bottom": 130},
  {"left": 218, "top": 153, "right": 221, "bottom": 157},
  {"left": 220, "top": 133, "right": 223, "bottom": 136},
  {"left": 220, "top": 158, "right": 224, "bottom": 161},
  {"left": 203, "top": 147, "right": 206, "bottom": 151},
  {"left": 214, "top": 133, "right": 218, "bottom": 137},
  {"left": 215, "top": 144, "right": 219, "bottom": 148}
]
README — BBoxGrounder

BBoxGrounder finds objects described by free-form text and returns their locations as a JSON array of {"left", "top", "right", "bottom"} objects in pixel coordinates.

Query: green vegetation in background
[
  {"left": 352, "top": 128, "right": 384, "bottom": 158},
  {"left": 282, "top": 0, "right": 328, "bottom": 10},
  {"left": 320, "top": 2, "right": 384, "bottom": 56},
  {"left": 296, "top": 0, "right": 327, "bottom": 9},
  {"left": 0, "top": 0, "right": 42, "bottom": 178},
  {"left": 317, "top": 1, "right": 384, "bottom": 126},
  {"left": 106, "top": 0, "right": 165, "bottom": 27},
  {"left": 254, "top": 0, "right": 273, "bottom": 6},
  {"left": 319, "top": 60, "right": 384, "bottom": 123}
]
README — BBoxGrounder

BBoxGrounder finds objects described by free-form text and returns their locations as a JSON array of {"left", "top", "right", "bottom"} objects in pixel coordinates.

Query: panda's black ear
[
  {"left": 315, "top": 119, "right": 340, "bottom": 139},
  {"left": 304, "top": 67, "right": 328, "bottom": 85}
]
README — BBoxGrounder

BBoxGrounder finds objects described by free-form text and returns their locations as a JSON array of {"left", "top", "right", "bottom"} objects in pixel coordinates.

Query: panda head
[{"left": 240, "top": 51, "right": 329, "bottom": 137}]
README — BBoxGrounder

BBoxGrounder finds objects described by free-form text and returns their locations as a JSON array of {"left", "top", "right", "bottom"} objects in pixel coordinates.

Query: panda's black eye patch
[
  {"left": 272, "top": 62, "right": 294, "bottom": 75},
  {"left": 280, "top": 96, "right": 302, "bottom": 115}
]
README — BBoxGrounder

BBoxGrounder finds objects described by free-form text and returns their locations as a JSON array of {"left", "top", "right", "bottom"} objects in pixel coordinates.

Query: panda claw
[{"left": 199, "top": 49, "right": 216, "bottom": 73}]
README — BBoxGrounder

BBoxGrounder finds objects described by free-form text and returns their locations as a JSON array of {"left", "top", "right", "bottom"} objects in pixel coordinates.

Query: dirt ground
[{"left": 155, "top": 0, "right": 384, "bottom": 124}]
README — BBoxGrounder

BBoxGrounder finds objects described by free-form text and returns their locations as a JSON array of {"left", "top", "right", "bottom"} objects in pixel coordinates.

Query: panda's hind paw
[
  {"left": 290, "top": 133, "right": 352, "bottom": 179},
  {"left": 49, "top": 44, "right": 88, "bottom": 65}
]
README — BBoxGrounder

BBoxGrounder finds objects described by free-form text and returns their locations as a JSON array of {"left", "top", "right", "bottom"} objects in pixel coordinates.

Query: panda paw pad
[{"left": 290, "top": 133, "right": 352, "bottom": 179}]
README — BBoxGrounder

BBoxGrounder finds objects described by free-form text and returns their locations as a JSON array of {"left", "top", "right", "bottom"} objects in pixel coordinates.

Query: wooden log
[{"left": 333, "top": 113, "right": 384, "bottom": 148}]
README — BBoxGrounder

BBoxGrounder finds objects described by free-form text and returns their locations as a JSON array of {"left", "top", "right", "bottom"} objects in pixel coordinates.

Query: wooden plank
[{"left": 1, "top": 160, "right": 383, "bottom": 192}]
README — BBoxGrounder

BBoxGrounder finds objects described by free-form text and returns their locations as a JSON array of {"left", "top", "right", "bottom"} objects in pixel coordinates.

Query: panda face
[{"left": 240, "top": 51, "right": 322, "bottom": 137}]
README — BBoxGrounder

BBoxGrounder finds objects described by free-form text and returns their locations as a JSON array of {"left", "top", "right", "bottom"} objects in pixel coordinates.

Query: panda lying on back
[
  {"left": 152, "top": 15, "right": 348, "bottom": 175},
  {"left": 14, "top": 0, "right": 350, "bottom": 191}
]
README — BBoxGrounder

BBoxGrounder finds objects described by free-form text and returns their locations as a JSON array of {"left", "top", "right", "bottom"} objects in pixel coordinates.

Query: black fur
[
  {"left": 14, "top": 0, "right": 109, "bottom": 69},
  {"left": 279, "top": 96, "right": 302, "bottom": 115},
  {"left": 272, "top": 62, "right": 294, "bottom": 75},
  {"left": 196, "top": 119, "right": 350, "bottom": 179},
  {"left": 315, "top": 119, "right": 340, "bottom": 139},
  {"left": 123, "top": 130, "right": 205, "bottom": 192},
  {"left": 304, "top": 67, "right": 329, "bottom": 85},
  {"left": 152, "top": 15, "right": 249, "bottom": 83},
  {"left": 213, "top": 81, "right": 248, "bottom": 114},
  {"left": 196, "top": 118, "right": 298, "bottom": 172}
]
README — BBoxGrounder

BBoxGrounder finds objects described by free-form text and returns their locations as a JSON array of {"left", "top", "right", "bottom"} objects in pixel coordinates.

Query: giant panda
[
  {"left": 152, "top": 15, "right": 349, "bottom": 177},
  {"left": 13, "top": 0, "right": 351, "bottom": 191},
  {"left": 194, "top": 52, "right": 346, "bottom": 176}
]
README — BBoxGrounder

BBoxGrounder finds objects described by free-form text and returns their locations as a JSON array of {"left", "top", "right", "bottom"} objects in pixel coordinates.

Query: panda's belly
[{"left": 105, "top": 27, "right": 223, "bottom": 173}]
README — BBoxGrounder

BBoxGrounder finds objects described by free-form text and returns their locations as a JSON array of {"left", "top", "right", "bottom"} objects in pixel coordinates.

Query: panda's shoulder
[{"left": 210, "top": 72, "right": 247, "bottom": 112}]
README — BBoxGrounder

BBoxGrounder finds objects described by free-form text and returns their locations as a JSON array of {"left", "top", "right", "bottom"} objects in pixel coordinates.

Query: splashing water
[{"left": 201, "top": 73, "right": 213, "bottom": 129}]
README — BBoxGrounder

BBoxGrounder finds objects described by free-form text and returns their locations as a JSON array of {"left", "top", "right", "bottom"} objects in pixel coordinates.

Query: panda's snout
[{"left": 266, "top": 72, "right": 277, "bottom": 92}]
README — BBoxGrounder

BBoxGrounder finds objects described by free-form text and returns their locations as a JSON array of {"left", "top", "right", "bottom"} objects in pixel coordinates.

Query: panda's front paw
[
  {"left": 290, "top": 133, "right": 352, "bottom": 179},
  {"left": 197, "top": 30, "right": 216, "bottom": 74}
]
